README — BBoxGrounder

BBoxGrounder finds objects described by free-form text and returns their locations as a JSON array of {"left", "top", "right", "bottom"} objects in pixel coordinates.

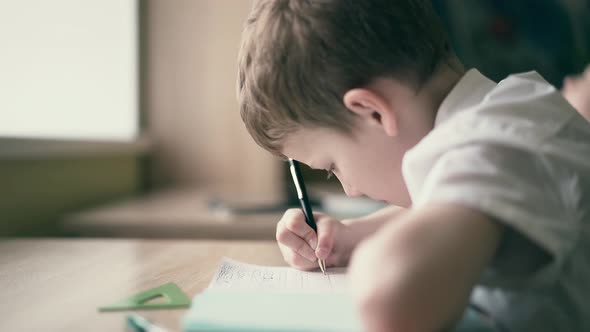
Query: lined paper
[{"left": 208, "top": 258, "right": 348, "bottom": 292}]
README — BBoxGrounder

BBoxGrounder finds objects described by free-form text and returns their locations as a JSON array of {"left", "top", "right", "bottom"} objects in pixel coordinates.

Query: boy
[{"left": 237, "top": 1, "right": 590, "bottom": 331}]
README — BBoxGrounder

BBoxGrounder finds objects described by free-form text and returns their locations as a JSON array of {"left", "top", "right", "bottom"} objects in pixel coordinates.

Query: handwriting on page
[{"left": 209, "top": 258, "right": 348, "bottom": 292}]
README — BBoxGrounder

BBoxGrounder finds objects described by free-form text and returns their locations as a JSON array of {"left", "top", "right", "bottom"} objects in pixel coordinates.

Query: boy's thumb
[
  {"left": 315, "top": 222, "right": 334, "bottom": 260},
  {"left": 309, "top": 236, "right": 318, "bottom": 251}
]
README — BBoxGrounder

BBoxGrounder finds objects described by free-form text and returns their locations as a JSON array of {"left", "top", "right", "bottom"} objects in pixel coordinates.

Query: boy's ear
[{"left": 343, "top": 88, "right": 398, "bottom": 137}]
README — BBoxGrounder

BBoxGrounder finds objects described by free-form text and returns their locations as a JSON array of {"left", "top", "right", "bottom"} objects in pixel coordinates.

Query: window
[{"left": 0, "top": 0, "right": 138, "bottom": 142}]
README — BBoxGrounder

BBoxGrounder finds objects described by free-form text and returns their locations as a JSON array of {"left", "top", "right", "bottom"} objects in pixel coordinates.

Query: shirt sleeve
[{"left": 407, "top": 143, "right": 584, "bottom": 285}]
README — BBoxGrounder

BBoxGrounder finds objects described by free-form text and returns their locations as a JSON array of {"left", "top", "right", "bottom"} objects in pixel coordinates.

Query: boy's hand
[
  {"left": 276, "top": 209, "right": 350, "bottom": 270},
  {"left": 562, "top": 64, "right": 590, "bottom": 121}
]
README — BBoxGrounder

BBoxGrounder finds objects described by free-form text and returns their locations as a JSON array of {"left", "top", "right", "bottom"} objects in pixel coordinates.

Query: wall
[
  {"left": 0, "top": 155, "right": 141, "bottom": 235},
  {"left": 144, "top": 0, "right": 283, "bottom": 197}
]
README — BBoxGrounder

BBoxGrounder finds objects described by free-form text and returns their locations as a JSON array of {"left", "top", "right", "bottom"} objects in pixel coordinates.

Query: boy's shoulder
[
  {"left": 402, "top": 67, "right": 590, "bottom": 209},
  {"left": 413, "top": 68, "right": 586, "bottom": 156},
  {"left": 437, "top": 69, "right": 573, "bottom": 130}
]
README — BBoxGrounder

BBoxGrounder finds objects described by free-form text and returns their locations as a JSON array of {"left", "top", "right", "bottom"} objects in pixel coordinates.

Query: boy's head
[{"left": 237, "top": 0, "right": 457, "bottom": 206}]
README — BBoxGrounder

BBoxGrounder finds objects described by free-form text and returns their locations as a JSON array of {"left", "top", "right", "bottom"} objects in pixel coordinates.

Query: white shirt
[{"left": 402, "top": 69, "right": 590, "bottom": 332}]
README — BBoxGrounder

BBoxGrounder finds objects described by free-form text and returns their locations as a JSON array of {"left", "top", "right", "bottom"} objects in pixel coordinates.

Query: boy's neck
[{"left": 417, "top": 57, "right": 465, "bottom": 127}]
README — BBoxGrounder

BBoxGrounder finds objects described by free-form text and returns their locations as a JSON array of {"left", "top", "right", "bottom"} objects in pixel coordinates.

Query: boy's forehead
[
  {"left": 281, "top": 127, "right": 352, "bottom": 167},
  {"left": 280, "top": 130, "right": 313, "bottom": 161},
  {"left": 283, "top": 126, "right": 336, "bottom": 145},
  {"left": 281, "top": 129, "right": 329, "bottom": 165}
]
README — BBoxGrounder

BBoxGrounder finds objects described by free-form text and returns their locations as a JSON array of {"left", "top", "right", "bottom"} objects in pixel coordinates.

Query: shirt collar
[{"left": 435, "top": 68, "right": 497, "bottom": 126}]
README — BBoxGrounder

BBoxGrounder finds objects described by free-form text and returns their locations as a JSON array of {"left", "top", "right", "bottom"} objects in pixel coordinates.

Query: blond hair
[{"left": 237, "top": 0, "right": 450, "bottom": 157}]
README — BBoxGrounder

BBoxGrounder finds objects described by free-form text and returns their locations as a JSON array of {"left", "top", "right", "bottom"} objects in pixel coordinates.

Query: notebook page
[{"left": 208, "top": 257, "right": 348, "bottom": 292}]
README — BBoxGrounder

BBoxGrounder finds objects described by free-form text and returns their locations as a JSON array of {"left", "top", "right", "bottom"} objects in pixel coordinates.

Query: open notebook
[
  {"left": 183, "top": 258, "right": 499, "bottom": 332},
  {"left": 182, "top": 258, "right": 364, "bottom": 332}
]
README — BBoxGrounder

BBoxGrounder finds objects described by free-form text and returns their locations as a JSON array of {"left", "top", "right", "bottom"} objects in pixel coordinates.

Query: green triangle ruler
[{"left": 99, "top": 282, "right": 191, "bottom": 312}]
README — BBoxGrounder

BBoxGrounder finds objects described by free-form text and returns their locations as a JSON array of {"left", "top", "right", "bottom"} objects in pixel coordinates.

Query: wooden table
[
  {"left": 0, "top": 238, "right": 285, "bottom": 331},
  {"left": 61, "top": 188, "right": 283, "bottom": 240},
  {"left": 60, "top": 187, "right": 386, "bottom": 240}
]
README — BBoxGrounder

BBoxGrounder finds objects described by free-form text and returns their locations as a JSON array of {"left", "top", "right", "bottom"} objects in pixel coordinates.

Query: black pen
[{"left": 288, "top": 158, "right": 327, "bottom": 274}]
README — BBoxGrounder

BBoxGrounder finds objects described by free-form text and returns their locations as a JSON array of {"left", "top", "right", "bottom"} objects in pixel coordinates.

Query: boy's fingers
[
  {"left": 276, "top": 226, "right": 318, "bottom": 261},
  {"left": 281, "top": 209, "right": 318, "bottom": 248},
  {"left": 282, "top": 250, "right": 318, "bottom": 271},
  {"left": 315, "top": 219, "right": 335, "bottom": 260}
]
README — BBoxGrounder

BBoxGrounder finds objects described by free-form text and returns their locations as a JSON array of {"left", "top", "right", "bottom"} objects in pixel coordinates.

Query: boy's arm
[
  {"left": 276, "top": 205, "right": 406, "bottom": 270},
  {"left": 318, "top": 205, "right": 408, "bottom": 267},
  {"left": 349, "top": 203, "right": 503, "bottom": 332},
  {"left": 338, "top": 205, "right": 407, "bottom": 258}
]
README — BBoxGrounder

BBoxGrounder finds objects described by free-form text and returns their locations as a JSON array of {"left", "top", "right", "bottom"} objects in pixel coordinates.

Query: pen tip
[{"left": 318, "top": 259, "right": 327, "bottom": 274}]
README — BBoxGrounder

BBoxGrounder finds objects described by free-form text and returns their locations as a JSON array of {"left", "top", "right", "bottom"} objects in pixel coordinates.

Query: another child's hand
[
  {"left": 276, "top": 209, "right": 350, "bottom": 271},
  {"left": 562, "top": 64, "right": 590, "bottom": 122}
]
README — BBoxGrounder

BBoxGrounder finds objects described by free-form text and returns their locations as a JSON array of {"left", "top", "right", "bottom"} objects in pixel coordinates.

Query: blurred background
[{"left": 0, "top": 0, "right": 588, "bottom": 239}]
